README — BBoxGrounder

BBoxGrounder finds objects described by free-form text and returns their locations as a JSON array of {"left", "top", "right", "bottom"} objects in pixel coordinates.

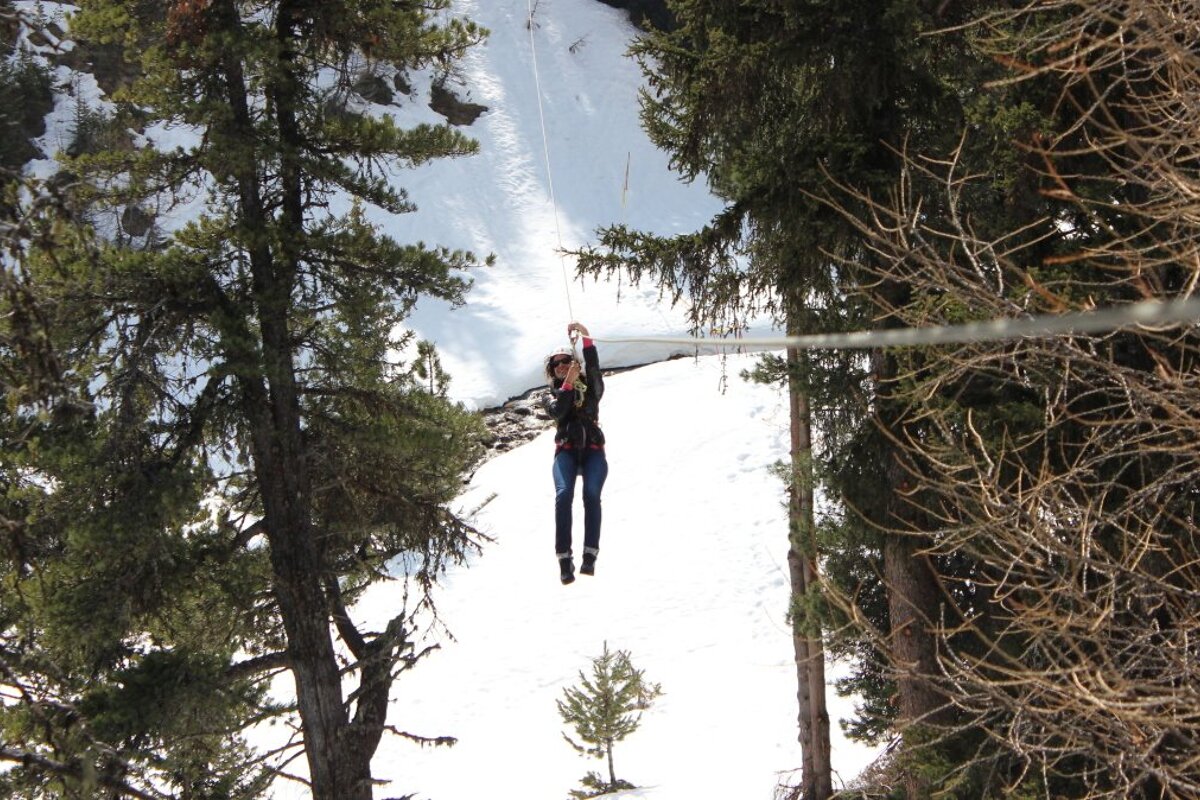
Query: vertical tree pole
[
  {"left": 203, "top": 2, "right": 349, "bottom": 795},
  {"left": 787, "top": 306, "right": 832, "bottom": 799},
  {"left": 873, "top": 344, "right": 947, "bottom": 800}
]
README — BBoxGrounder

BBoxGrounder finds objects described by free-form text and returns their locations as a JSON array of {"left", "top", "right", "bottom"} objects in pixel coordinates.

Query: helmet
[{"left": 544, "top": 347, "right": 576, "bottom": 382}]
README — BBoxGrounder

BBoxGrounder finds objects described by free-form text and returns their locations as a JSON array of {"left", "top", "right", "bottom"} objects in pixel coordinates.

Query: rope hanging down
[
  {"left": 525, "top": 0, "right": 574, "bottom": 325},
  {"left": 588, "top": 297, "right": 1200, "bottom": 351}
]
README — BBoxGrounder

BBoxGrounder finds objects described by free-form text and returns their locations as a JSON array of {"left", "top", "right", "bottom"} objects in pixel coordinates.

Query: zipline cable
[
  {"left": 588, "top": 297, "right": 1200, "bottom": 351},
  {"left": 525, "top": 0, "right": 575, "bottom": 329}
]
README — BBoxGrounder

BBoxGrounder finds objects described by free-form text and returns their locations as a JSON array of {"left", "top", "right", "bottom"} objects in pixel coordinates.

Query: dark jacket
[{"left": 546, "top": 343, "right": 605, "bottom": 450}]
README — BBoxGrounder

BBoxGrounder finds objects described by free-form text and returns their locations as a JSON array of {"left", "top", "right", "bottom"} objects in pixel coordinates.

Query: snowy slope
[
  {"left": 267, "top": 354, "right": 880, "bottom": 800},
  {"left": 378, "top": 0, "right": 728, "bottom": 408}
]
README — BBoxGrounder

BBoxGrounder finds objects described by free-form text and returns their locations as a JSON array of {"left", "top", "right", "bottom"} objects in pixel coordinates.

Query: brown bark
[
  {"left": 787, "top": 343, "right": 832, "bottom": 800},
  {"left": 790, "top": 601, "right": 816, "bottom": 795},
  {"left": 882, "top": 530, "right": 944, "bottom": 728},
  {"left": 873, "top": 348, "right": 947, "bottom": 800},
  {"left": 208, "top": 2, "right": 365, "bottom": 796}
]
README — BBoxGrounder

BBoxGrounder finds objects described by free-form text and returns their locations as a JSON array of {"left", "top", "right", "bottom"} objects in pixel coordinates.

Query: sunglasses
[{"left": 549, "top": 357, "right": 573, "bottom": 368}]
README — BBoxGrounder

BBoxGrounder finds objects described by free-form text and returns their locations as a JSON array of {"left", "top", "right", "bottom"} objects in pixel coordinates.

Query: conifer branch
[{"left": 0, "top": 747, "right": 166, "bottom": 800}]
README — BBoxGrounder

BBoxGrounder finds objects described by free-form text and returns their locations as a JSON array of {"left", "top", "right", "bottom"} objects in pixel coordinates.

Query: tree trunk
[
  {"left": 606, "top": 738, "right": 616, "bottom": 787},
  {"left": 873, "top": 348, "right": 947, "bottom": 800},
  {"left": 242, "top": 236, "right": 355, "bottom": 799},
  {"left": 884, "top": 531, "right": 945, "bottom": 800},
  {"left": 883, "top": 530, "right": 945, "bottom": 723},
  {"left": 787, "top": 339, "right": 832, "bottom": 800},
  {"left": 791, "top": 599, "right": 816, "bottom": 797},
  {"left": 207, "top": 2, "right": 365, "bottom": 796}
]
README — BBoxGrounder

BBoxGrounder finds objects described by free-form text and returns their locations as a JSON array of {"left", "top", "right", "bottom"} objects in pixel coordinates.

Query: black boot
[
  {"left": 559, "top": 556, "right": 575, "bottom": 585},
  {"left": 580, "top": 551, "right": 596, "bottom": 576}
]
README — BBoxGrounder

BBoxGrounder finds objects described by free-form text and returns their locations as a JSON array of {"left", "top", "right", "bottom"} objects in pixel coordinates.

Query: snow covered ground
[{"left": 321, "top": 353, "right": 884, "bottom": 800}]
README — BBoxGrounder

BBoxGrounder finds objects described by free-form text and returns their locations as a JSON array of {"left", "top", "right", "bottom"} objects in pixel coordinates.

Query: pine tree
[
  {"left": 0, "top": 53, "right": 53, "bottom": 172},
  {"left": 1, "top": 2, "right": 489, "bottom": 798},
  {"left": 556, "top": 643, "right": 662, "bottom": 798}
]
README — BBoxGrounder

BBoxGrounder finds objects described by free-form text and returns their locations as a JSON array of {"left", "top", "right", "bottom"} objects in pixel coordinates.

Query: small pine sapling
[{"left": 557, "top": 642, "right": 663, "bottom": 798}]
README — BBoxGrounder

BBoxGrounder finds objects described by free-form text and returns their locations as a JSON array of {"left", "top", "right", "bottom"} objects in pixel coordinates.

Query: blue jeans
[{"left": 553, "top": 447, "right": 608, "bottom": 558}]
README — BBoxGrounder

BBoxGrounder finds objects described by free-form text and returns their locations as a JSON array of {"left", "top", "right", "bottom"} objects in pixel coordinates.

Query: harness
[{"left": 556, "top": 375, "right": 602, "bottom": 453}]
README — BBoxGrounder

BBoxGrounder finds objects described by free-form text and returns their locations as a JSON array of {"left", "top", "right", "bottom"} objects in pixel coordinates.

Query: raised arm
[{"left": 568, "top": 322, "right": 603, "bottom": 401}]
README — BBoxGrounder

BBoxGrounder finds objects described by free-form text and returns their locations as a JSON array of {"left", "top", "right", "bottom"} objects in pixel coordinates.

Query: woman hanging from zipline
[{"left": 544, "top": 321, "right": 607, "bottom": 585}]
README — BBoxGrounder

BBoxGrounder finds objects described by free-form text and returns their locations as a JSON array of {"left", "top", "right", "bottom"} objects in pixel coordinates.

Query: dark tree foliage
[
  {"left": 592, "top": 0, "right": 675, "bottom": 32},
  {"left": 0, "top": 54, "right": 53, "bottom": 172}
]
